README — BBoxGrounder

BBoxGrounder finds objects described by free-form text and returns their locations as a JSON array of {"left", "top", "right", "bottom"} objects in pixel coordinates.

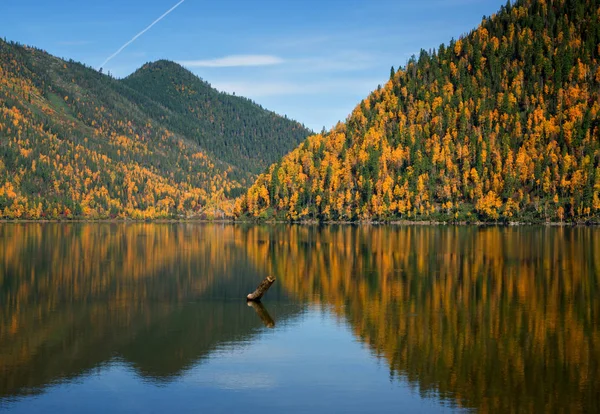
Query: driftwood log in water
[
  {"left": 247, "top": 301, "right": 275, "bottom": 328},
  {"left": 247, "top": 276, "right": 275, "bottom": 301}
]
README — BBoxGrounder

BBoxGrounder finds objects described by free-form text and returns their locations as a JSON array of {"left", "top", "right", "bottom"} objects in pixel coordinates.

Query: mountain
[
  {"left": 238, "top": 0, "right": 600, "bottom": 223},
  {"left": 122, "top": 60, "right": 310, "bottom": 175},
  {"left": 0, "top": 40, "right": 311, "bottom": 219}
]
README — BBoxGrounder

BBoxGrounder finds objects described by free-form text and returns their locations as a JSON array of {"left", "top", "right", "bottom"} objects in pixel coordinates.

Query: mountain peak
[{"left": 126, "top": 59, "right": 202, "bottom": 83}]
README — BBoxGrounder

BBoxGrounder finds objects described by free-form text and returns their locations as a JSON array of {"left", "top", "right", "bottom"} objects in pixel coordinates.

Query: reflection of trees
[
  {"left": 0, "top": 224, "right": 301, "bottom": 399},
  {"left": 1, "top": 224, "right": 599, "bottom": 412},
  {"left": 241, "top": 225, "right": 600, "bottom": 413}
]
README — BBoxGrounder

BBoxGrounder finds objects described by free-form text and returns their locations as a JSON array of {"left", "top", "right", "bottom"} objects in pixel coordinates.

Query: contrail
[{"left": 100, "top": 0, "right": 186, "bottom": 69}]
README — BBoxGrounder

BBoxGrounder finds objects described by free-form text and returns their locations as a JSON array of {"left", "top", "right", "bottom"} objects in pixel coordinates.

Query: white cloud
[
  {"left": 179, "top": 55, "right": 284, "bottom": 68},
  {"left": 182, "top": 50, "right": 377, "bottom": 73}
]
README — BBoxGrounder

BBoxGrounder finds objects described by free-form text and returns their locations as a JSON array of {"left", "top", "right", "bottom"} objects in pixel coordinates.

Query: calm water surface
[{"left": 0, "top": 224, "right": 598, "bottom": 413}]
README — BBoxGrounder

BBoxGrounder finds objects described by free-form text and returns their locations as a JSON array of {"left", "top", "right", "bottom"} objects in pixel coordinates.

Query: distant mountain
[
  {"left": 0, "top": 40, "right": 311, "bottom": 219},
  {"left": 239, "top": 0, "right": 600, "bottom": 223},
  {"left": 123, "top": 60, "right": 311, "bottom": 175}
]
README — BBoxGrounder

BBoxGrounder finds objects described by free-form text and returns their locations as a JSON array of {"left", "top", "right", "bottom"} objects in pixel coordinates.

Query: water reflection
[
  {"left": 0, "top": 223, "right": 301, "bottom": 400},
  {"left": 248, "top": 301, "right": 276, "bottom": 328},
  {"left": 244, "top": 225, "right": 600, "bottom": 413},
  {"left": 0, "top": 224, "right": 599, "bottom": 413}
]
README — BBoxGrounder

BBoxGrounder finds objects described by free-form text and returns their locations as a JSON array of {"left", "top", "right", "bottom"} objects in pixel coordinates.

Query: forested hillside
[
  {"left": 239, "top": 0, "right": 600, "bottom": 223},
  {"left": 123, "top": 60, "right": 310, "bottom": 174},
  {"left": 0, "top": 40, "right": 310, "bottom": 219}
]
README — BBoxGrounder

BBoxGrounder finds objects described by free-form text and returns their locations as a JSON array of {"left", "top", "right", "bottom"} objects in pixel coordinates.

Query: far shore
[{"left": 0, "top": 218, "right": 598, "bottom": 226}]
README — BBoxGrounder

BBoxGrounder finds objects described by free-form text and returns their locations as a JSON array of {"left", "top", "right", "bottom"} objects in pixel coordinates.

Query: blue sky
[{"left": 3, "top": 0, "right": 506, "bottom": 131}]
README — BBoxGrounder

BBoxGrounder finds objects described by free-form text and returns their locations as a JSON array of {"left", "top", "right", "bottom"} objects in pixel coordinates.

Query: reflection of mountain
[
  {"left": 0, "top": 224, "right": 304, "bottom": 399},
  {"left": 2, "top": 224, "right": 599, "bottom": 412},
  {"left": 242, "top": 225, "right": 600, "bottom": 413}
]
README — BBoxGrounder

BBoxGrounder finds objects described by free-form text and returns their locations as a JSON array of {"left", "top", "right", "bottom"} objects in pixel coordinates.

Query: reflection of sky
[{"left": 2, "top": 309, "right": 463, "bottom": 414}]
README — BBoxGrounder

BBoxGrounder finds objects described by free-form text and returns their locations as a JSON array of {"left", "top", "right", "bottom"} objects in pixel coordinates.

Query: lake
[{"left": 0, "top": 223, "right": 598, "bottom": 413}]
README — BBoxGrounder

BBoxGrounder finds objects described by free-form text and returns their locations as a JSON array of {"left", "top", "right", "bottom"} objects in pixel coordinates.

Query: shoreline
[{"left": 0, "top": 218, "right": 598, "bottom": 226}]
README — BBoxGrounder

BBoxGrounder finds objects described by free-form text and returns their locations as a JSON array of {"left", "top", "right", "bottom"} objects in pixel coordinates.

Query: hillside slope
[
  {"left": 239, "top": 0, "right": 600, "bottom": 223},
  {"left": 0, "top": 40, "right": 310, "bottom": 219}
]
